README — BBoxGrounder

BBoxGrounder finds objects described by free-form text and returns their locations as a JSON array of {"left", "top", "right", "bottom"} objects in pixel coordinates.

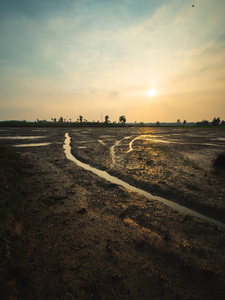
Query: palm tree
[
  {"left": 119, "top": 115, "right": 126, "bottom": 124},
  {"left": 105, "top": 115, "right": 109, "bottom": 123}
]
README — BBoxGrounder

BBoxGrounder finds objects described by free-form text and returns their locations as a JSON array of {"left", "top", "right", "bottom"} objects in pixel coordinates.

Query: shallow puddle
[
  {"left": 14, "top": 143, "right": 51, "bottom": 147},
  {"left": 0, "top": 136, "right": 46, "bottom": 139},
  {"left": 64, "top": 133, "right": 225, "bottom": 228}
]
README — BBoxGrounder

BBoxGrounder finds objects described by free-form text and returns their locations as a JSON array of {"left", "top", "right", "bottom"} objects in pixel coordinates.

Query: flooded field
[
  {"left": 1, "top": 126, "right": 225, "bottom": 222},
  {"left": 68, "top": 127, "right": 225, "bottom": 223},
  {"left": 1, "top": 126, "right": 225, "bottom": 299}
]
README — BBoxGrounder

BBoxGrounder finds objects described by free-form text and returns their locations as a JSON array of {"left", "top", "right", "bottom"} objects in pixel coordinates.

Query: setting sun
[
  {"left": 147, "top": 88, "right": 157, "bottom": 97},
  {"left": 0, "top": 0, "right": 225, "bottom": 123}
]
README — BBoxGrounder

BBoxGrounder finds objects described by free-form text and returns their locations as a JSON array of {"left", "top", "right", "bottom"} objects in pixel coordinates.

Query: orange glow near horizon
[{"left": 0, "top": 1, "right": 225, "bottom": 123}]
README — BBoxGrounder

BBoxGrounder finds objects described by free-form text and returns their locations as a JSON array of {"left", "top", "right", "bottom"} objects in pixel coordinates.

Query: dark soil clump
[{"left": 213, "top": 152, "right": 225, "bottom": 170}]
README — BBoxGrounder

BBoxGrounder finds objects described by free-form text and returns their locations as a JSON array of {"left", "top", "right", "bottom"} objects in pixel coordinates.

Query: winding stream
[{"left": 64, "top": 133, "right": 225, "bottom": 228}]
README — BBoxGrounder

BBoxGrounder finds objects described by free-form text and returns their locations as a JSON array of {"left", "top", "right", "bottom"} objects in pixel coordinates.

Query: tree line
[
  {"left": 154, "top": 117, "right": 225, "bottom": 127},
  {"left": 196, "top": 117, "right": 225, "bottom": 126},
  {"left": 50, "top": 115, "right": 127, "bottom": 124}
]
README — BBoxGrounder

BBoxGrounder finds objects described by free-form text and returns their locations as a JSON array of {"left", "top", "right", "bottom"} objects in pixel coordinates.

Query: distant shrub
[
  {"left": 211, "top": 117, "right": 220, "bottom": 126},
  {"left": 213, "top": 152, "right": 225, "bottom": 170},
  {"left": 196, "top": 120, "right": 209, "bottom": 126}
]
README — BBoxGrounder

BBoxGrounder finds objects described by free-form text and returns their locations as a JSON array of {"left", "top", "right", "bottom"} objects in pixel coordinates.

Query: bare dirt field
[{"left": 1, "top": 126, "right": 225, "bottom": 299}]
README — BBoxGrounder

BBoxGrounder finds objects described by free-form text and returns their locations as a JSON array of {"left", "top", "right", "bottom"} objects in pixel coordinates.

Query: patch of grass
[{"left": 0, "top": 146, "right": 29, "bottom": 299}]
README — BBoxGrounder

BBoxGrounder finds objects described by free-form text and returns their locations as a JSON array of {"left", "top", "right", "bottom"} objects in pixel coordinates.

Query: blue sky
[{"left": 0, "top": 0, "right": 225, "bottom": 122}]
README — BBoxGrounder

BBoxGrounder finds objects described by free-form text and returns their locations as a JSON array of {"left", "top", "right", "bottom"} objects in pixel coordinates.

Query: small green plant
[
  {"left": 81, "top": 264, "right": 99, "bottom": 286},
  {"left": 67, "top": 260, "right": 106, "bottom": 299}
]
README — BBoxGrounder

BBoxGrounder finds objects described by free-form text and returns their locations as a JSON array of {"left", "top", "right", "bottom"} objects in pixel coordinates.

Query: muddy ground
[{"left": 1, "top": 126, "right": 225, "bottom": 299}]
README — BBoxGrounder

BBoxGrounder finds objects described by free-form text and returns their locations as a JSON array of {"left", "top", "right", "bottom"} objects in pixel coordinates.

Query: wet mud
[{"left": 1, "top": 126, "right": 225, "bottom": 299}]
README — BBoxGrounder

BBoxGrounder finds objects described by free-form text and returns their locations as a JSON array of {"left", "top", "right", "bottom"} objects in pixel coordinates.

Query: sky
[{"left": 0, "top": 0, "right": 225, "bottom": 123}]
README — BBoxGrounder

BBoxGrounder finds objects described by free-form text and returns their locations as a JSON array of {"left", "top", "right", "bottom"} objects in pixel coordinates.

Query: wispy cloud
[{"left": 0, "top": 0, "right": 225, "bottom": 121}]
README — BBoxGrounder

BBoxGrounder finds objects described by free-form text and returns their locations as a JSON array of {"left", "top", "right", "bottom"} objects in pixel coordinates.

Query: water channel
[{"left": 64, "top": 133, "right": 225, "bottom": 228}]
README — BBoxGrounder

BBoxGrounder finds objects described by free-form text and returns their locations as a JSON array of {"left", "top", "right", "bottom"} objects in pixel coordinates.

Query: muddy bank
[
  {"left": 69, "top": 127, "right": 225, "bottom": 223},
  {"left": 1, "top": 126, "right": 225, "bottom": 299}
]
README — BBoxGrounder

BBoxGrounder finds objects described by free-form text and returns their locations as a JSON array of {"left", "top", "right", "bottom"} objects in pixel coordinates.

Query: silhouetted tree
[
  {"left": 105, "top": 115, "right": 109, "bottom": 123},
  {"left": 79, "top": 116, "right": 83, "bottom": 123},
  {"left": 58, "top": 117, "right": 63, "bottom": 122},
  {"left": 183, "top": 120, "right": 186, "bottom": 126},
  {"left": 212, "top": 117, "right": 220, "bottom": 126},
  {"left": 156, "top": 121, "right": 160, "bottom": 126},
  {"left": 196, "top": 119, "right": 209, "bottom": 126},
  {"left": 177, "top": 119, "right": 181, "bottom": 126},
  {"left": 202, "top": 120, "right": 209, "bottom": 126},
  {"left": 221, "top": 120, "right": 225, "bottom": 126},
  {"left": 119, "top": 115, "right": 126, "bottom": 124}
]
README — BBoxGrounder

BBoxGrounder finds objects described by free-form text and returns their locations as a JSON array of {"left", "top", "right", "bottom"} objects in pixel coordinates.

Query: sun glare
[{"left": 147, "top": 88, "right": 157, "bottom": 97}]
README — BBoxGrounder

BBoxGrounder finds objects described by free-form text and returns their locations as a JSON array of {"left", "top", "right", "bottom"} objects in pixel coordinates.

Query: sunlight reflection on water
[
  {"left": 0, "top": 136, "right": 46, "bottom": 139},
  {"left": 14, "top": 143, "right": 51, "bottom": 147}
]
